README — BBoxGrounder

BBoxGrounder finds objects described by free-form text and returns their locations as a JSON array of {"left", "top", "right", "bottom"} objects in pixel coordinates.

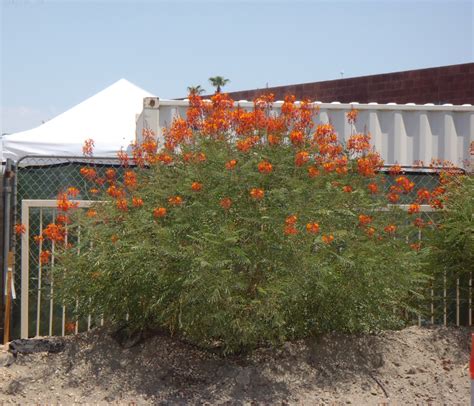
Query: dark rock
[{"left": 9, "top": 338, "right": 65, "bottom": 356}]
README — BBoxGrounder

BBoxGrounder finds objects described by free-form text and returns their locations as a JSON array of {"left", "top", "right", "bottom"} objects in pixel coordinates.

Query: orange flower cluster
[
  {"left": 308, "top": 166, "right": 320, "bottom": 178},
  {"left": 82, "top": 138, "right": 94, "bottom": 156},
  {"left": 40, "top": 250, "right": 51, "bottom": 265},
  {"left": 43, "top": 223, "right": 66, "bottom": 243},
  {"left": 153, "top": 207, "right": 167, "bottom": 218},
  {"left": 257, "top": 160, "right": 273, "bottom": 174},
  {"left": 15, "top": 223, "right": 26, "bottom": 235},
  {"left": 283, "top": 216, "right": 298, "bottom": 235},
  {"left": 80, "top": 167, "right": 97, "bottom": 180},
  {"left": 124, "top": 170, "right": 137, "bottom": 189},
  {"left": 116, "top": 199, "right": 128, "bottom": 211},
  {"left": 107, "top": 185, "right": 125, "bottom": 199},
  {"left": 220, "top": 197, "right": 232, "bottom": 210},
  {"left": 250, "top": 188, "right": 264, "bottom": 200},
  {"left": 416, "top": 188, "right": 431, "bottom": 203},
  {"left": 322, "top": 234, "right": 334, "bottom": 244},
  {"left": 346, "top": 109, "right": 359, "bottom": 124},
  {"left": 306, "top": 222, "right": 320, "bottom": 234},
  {"left": 295, "top": 151, "right": 310, "bottom": 167},
  {"left": 191, "top": 182, "right": 203, "bottom": 191},
  {"left": 358, "top": 214, "right": 372, "bottom": 226},
  {"left": 342, "top": 185, "right": 353, "bottom": 193},
  {"left": 395, "top": 176, "right": 415, "bottom": 193},
  {"left": 57, "top": 193, "right": 78, "bottom": 212},
  {"left": 347, "top": 133, "right": 370, "bottom": 153},
  {"left": 408, "top": 203, "right": 420, "bottom": 214},
  {"left": 367, "top": 183, "right": 378, "bottom": 194},
  {"left": 384, "top": 224, "right": 397, "bottom": 234},
  {"left": 86, "top": 209, "right": 97, "bottom": 218},
  {"left": 168, "top": 196, "right": 183, "bottom": 206},
  {"left": 225, "top": 159, "right": 238, "bottom": 170},
  {"left": 132, "top": 197, "right": 144, "bottom": 207}
]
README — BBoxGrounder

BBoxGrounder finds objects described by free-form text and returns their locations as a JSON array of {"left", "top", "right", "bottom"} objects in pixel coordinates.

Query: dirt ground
[{"left": 0, "top": 325, "right": 470, "bottom": 405}]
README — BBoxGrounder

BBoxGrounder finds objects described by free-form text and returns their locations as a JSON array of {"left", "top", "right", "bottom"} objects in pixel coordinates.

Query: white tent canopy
[{"left": 1, "top": 79, "right": 153, "bottom": 163}]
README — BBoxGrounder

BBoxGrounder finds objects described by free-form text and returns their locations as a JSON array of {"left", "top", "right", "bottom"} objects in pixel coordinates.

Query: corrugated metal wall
[{"left": 137, "top": 98, "right": 474, "bottom": 170}]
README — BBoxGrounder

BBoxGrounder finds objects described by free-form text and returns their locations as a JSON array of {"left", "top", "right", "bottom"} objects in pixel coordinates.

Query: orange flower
[
  {"left": 39, "top": 250, "right": 51, "bottom": 265},
  {"left": 366, "top": 227, "right": 376, "bottom": 237},
  {"left": 367, "top": 183, "right": 378, "bottom": 194},
  {"left": 358, "top": 214, "right": 372, "bottom": 226},
  {"left": 116, "top": 199, "right": 128, "bottom": 211},
  {"left": 106, "top": 185, "right": 125, "bottom": 199},
  {"left": 384, "top": 224, "right": 397, "bottom": 234},
  {"left": 124, "top": 170, "right": 137, "bottom": 188},
  {"left": 168, "top": 196, "right": 183, "bottom": 206},
  {"left": 43, "top": 223, "right": 65, "bottom": 243},
  {"left": 308, "top": 166, "right": 320, "bottom": 178},
  {"left": 66, "top": 187, "right": 80, "bottom": 197},
  {"left": 57, "top": 192, "right": 78, "bottom": 212},
  {"left": 295, "top": 151, "right": 310, "bottom": 167},
  {"left": 387, "top": 192, "right": 400, "bottom": 203},
  {"left": 408, "top": 203, "right": 420, "bottom": 214},
  {"left": 34, "top": 235, "right": 44, "bottom": 244},
  {"left": 342, "top": 185, "right": 353, "bottom": 193},
  {"left": 132, "top": 197, "right": 144, "bottom": 207},
  {"left": 416, "top": 188, "right": 431, "bottom": 203},
  {"left": 82, "top": 138, "right": 95, "bottom": 156},
  {"left": 346, "top": 109, "right": 359, "bottom": 124},
  {"left": 86, "top": 209, "right": 97, "bottom": 218},
  {"left": 80, "top": 167, "right": 96, "bottom": 180},
  {"left": 395, "top": 176, "right": 414, "bottom": 193},
  {"left": 225, "top": 159, "right": 238, "bottom": 170},
  {"left": 250, "top": 188, "right": 264, "bottom": 200},
  {"left": 389, "top": 164, "right": 402, "bottom": 175},
  {"left": 285, "top": 215, "right": 298, "bottom": 225},
  {"left": 153, "top": 207, "right": 167, "bottom": 218},
  {"left": 111, "top": 235, "right": 119, "bottom": 244},
  {"left": 14, "top": 223, "right": 26, "bottom": 235},
  {"left": 56, "top": 214, "right": 70, "bottom": 224},
  {"left": 430, "top": 198, "right": 444, "bottom": 209},
  {"left": 89, "top": 188, "right": 99, "bottom": 195},
  {"left": 347, "top": 133, "right": 370, "bottom": 152},
  {"left": 322, "top": 234, "right": 334, "bottom": 244},
  {"left": 105, "top": 168, "right": 116, "bottom": 180},
  {"left": 410, "top": 242, "right": 421, "bottom": 251},
  {"left": 258, "top": 160, "right": 273, "bottom": 174},
  {"left": 268, "top": 134, "right": 280, "bottom": 146},
  {"left": 191, "top": 182, "right": 203, "bottom": 191},
  {"left": 306, "top": 222, "right": 320, "bottom": 234},
  {"left": 284, "top": 225, "right": 298, "bottom": 235},
  {"left": 220, "top": 197, "right": 232, "bottom": 210},
  {"left": 183, "top": 152, "right": 193, "bottom": 163},
  {"left": 290, "top": 130, "right": 304, "bottom": 146}
]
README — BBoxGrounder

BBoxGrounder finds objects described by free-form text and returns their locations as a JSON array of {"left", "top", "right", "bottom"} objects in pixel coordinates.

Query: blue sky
[{"left": 1, "top": 0, "right": 473, "bottom": 134}]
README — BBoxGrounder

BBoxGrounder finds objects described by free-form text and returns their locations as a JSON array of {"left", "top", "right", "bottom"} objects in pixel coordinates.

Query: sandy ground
[{"left": 0, "top": 325, "right": 470, "bottom": 405}]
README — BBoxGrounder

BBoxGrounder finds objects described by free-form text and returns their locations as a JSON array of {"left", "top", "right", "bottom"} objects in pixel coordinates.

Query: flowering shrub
[
  {"left": 50, "top": 93, "right": 447, "bottom": 353},
  {"left": 425, "top": 174, "right": 473, "bottom": 279}
]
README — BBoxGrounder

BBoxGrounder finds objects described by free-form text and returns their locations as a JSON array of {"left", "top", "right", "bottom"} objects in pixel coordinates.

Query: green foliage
[
  {"left": 54, "top": 138, "right": 427, "bottom": 354},
  {"left": 425, "top": 175, "right": 474, "bottom": 279}
]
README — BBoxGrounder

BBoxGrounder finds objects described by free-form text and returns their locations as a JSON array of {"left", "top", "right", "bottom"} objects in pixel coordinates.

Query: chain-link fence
[
  {"left": 11, "top": 156, "right": 126, "bottom": 339},
  {"left": 4, "top": 155, "right": 471, "bottom": 339}
]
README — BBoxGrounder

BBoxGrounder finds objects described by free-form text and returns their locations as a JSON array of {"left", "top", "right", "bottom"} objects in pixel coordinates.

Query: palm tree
[
  {"left": 208, "top": 76, "right": 230, "bottom": 93},
  {"left": 187, "top": 85, "right": 205, "bottom": 96}
]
